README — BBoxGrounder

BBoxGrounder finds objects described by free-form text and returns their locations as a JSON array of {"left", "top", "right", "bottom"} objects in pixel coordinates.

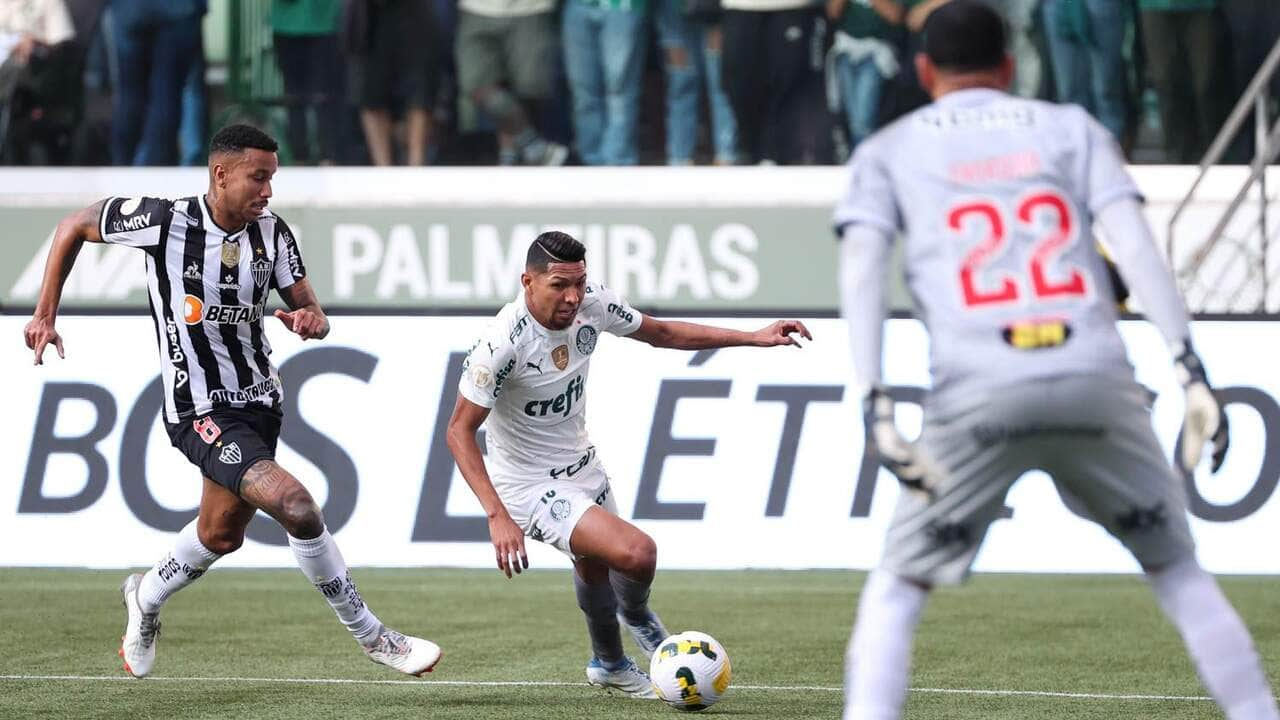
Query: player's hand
[
  {"left": 864, "top": 386, "right": 938, "bottom": 498},
  {"left": 488, "top": 512, "right": 529, "bottom": 579},
  {"left": 274, "top": 308, "right": 328, "bottom": 340},
  {"left": 24, "top": 316, "right": 65, "bottom": 365},
  {"left": 754, "top": 320, "right": 813, "bottom": 348},
  {"left": 1174, "top": 343, "right": 1229, "bottom": 474}
]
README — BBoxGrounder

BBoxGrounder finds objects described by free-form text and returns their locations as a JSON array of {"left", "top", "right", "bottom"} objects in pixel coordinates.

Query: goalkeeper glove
[
  {"left": 864, "top": 386, "right": 938, "bottom": 498},
  {"left": 1173, "top": 341, "right": 1229, "bottom": 474}
]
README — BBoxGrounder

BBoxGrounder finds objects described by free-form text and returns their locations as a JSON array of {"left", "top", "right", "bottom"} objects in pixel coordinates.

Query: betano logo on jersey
[
  {"left": 523, "top": 375, "right": 584, "bottom": 418},
  {"left": 182, "top": 295, "right": 265, "bottom": 325}
]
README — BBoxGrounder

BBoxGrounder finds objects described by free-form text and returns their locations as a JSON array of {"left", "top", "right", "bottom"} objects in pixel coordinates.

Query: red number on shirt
[
  {"left": 951, "top": 201, "right": 1019, "bottom": 307},
  {"left": 949, "top": 190, "right": 1088, "bottom": 309},
  {"left": 1021, "top": 192, "right": 1087, "bottom": 299}
]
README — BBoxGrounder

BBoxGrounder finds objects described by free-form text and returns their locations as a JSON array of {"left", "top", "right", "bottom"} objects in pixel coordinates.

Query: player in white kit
[
  {"left": 834, "top": 3, "right": 1279, "bottom": 719},
  {"left": 446, "top": 232, "right": 810, "bottom": 697}
]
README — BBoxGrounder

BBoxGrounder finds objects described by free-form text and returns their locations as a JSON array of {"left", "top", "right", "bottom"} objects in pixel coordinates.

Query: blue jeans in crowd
[
  {"left": 561, "top": 0, "right": 648, "bottom": 165},
  {"left": 109, "top": 2, "right": 203, "bottom": 165},
  {"left": 833, "top": 53, "right": 883, "bottom": 149},
  {"left": 1042, "top": 0, "right": 1129, "bottom": 140},
  {"left": 653, "top": 0, "right": 737, "bottom": 164}
]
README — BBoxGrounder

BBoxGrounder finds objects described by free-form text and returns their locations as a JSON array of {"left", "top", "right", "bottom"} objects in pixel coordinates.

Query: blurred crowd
[{"left": 1, "top": 0, "right": 1278, "bottom": 167}]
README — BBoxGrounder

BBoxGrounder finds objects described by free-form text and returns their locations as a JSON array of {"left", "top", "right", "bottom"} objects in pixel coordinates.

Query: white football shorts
[{"left": 494, "top": 446, "right": 618, "bottom": 557}]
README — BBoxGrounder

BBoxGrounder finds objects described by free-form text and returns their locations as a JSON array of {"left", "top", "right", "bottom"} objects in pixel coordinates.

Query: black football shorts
[{"left": 166, "top": 408, "right": 282, "bottom": 494}]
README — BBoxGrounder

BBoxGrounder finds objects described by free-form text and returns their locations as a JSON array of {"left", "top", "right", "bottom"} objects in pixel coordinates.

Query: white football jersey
[
  {"left": 458, "top": 281, "right": 643, "bottom": 490},
  {"left": 834, "top": 88, "right": 1139, "bottom": 394}
]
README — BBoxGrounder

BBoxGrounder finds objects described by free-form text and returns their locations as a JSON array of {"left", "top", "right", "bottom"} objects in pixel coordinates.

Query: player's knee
[
  {"left": 277, "top": 487, "right": 324, "bottom": 539},
  {"left": 618, "top": 535, "right": 658, "bottom": 576},
  {"left": 200, "top": 529, "right": 244, "bottom": 556}
]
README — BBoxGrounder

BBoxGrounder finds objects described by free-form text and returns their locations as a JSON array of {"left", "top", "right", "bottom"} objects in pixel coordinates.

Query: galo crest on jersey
[
  {"left": 576, "top": 325, "right": 597, "bottom": 355},
  {"left": 552, "top": 345, "right": 569, "bottom": 371},
  {"left": 218, "top": 442, "right": 242, "bottom": 465},
  {"left": 221, "top": 242, "right": 240, "bottom": 267},
  {"left": 251, "top": 257, "right": 272, "bottom": 287}
]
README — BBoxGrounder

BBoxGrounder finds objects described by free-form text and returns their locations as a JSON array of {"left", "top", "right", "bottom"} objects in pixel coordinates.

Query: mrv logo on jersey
[
  {"left": 182, "top": 295, "right": 265, "bottom": 325},
  {"left": 524, "top": 375, "right": 585, "bottom": 418},
  {"left": 110, "top": 213, "right": 152, "bottom": 233}
]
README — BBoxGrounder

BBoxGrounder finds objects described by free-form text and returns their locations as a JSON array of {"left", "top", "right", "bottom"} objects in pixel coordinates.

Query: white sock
[
  {"left": 844, "top": 570, "right": 929, "bottom": 720},
  {"left": 1147, "top": 558, "right": 1280, "bottom": 720},
  {"left": 137, "top": 519, "right": 221, "bottom": 614},
  {"left": 288, "top": 528, "right": 382, "bottom": 645}
]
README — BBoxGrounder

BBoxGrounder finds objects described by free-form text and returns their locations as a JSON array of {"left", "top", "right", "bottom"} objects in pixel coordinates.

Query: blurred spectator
[
  {"left": 342, "top": 0, "right": 438, "bottom": 165},
  {"left": 877, "top": 0, "right": 943, "bottom": 123},
  {"left": 454, "top": 0, "right": 567, "bottom": 165},
  {"left": 0, "top": 0, "right": 77, "bottom": 162},
  {"left": 720, "top": 0, "right": 828, "bottom": 164},
  {"left": 274, "top": 0, "right": 343, "bottom": 165},
  {"left": 825, "top": 0, "right": 903, "bottom": 152},
  {"left": 1220, "top": 0, "right": 1280, "bottom": 160},
  {"left": 980, "top": 0, "right": 1043, "bottom": 97},
  {"left": 1041, "top": 0, "right": 1130, "bottom": 142},
  {"left": 107, "top": 0, "right": 203, "bottom": 165},
  {"left": 1138, "top": 0, "right": 1231, "bottom": 163},
  {"left": 178, "top": 2, "right": 206, "bottom": 166},
  {"left": 562, "top": 0, "right": 647, "bottom": 165},
  {"left": 654, "top": 0, "right": 737, "bottom": 164}
]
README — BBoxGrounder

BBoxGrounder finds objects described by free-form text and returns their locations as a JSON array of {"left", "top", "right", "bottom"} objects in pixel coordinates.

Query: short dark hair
[
  {"left": 922, "top": 0, "right": 1007, "bottom": 73},
  {"left": 208, "top": 124, "right": 279, "bottom": 156},
  {"left": 526, "top": 231, "right": 586, "bottom": 271}
]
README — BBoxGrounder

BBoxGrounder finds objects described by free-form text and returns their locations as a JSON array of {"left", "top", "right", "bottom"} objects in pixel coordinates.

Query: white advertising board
[{"left": 2, "top": 316, "right": 1278, "bottom": 573}]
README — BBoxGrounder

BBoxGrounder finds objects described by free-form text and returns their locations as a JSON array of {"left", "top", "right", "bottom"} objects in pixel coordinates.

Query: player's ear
[
  {"left": 915, "top": 53, "right": 934, "bottom": 96},
  {"left": 997, "top": 53, "right": 1015, "bottom": 90},
  {"left": 520, "top": 271, "right": 534, "bottom": 291}
]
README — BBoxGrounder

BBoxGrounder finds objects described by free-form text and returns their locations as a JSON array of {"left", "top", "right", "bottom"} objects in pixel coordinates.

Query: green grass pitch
[{"left": 1, "top": 568, "right": 1277, "bottom": 719}]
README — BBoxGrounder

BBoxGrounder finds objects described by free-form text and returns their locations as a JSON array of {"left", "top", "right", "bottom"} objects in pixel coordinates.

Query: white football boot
[
  {"left": 119, "top": 572, "right": 161, "bottom": 678},
  {"left": 586, "top": 656, "right": 657, "bottom": 699},
  {"left": 617, "top": 610, "right": 669, "bottom": 660},
  {"left": 363, "top": 625, "right": 442, "bottom": 676}
]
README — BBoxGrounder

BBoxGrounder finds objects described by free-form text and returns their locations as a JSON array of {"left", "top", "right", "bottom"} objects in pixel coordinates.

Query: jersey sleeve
[
  {"left": 832, "top": 140, "right": 901, "bottom": 236},
  {"left": 271, "top": 216, "right": 307, "bottom": 289},
  {"left": 98, "top": 197, "right": 172, "bottom": 248},
  {"left": 1081, "top": 113, "right": 1142, "bottom": 215},
  {"left": 458, "top": 325, "right": 519, "bottom": 409},
  {"left": 590, "top": 282, "right": 643, "bottom": 336}
]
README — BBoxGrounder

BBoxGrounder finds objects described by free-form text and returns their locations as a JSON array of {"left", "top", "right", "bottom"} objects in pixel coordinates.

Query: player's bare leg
[
  {"left": 1145, "top": 558, "right": 1280, "bottom": 720},
  {"left": 573, "top": 554, "right": 655, "bottom": 698},
  {"left": 120, "top": 476, "right": 246, "bottom": 677},
  {"left": 238, "top": 459, "right": 442, "bottom": 676},
  {"left": 570, "top": 507, "right": 670, "bottom": 658},
  {"left": 843, "top": 571, "right": 930, "bottom": 720}
]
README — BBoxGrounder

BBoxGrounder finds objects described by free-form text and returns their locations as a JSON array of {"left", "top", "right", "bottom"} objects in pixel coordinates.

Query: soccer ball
[{"left": 648, "top": 631, "right": 732, "bottom": 711}]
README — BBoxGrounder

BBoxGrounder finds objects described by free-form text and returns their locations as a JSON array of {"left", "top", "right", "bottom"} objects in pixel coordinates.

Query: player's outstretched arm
[
  {"left": 275, "top": 278, "right": 330, "bottom": 340},
  {"left": 445, "top": 395, "right": 528, "bottom": 578},
  {"left": 1094, "top": 199, "right": 1228, "bottom": 473},
  {"left": 627, "top": 316, "right": 812, "bottom": 350},
  {"left": 24, "top": 200, "right": 107, "bottom": 365}
]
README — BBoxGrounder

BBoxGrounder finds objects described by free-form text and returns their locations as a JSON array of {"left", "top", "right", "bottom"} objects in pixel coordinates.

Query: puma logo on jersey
[
  {"left": 524, "top": 375, "right": 584, "bottom": 418},
  {"left": 526, "top": 359, "right": 544, "bottom": 374}
]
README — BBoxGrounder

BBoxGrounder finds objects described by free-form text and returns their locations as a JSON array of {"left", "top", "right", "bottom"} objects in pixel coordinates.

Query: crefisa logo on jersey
[{"left": 576, "top": 325, "right": 598, "bottom": 355}]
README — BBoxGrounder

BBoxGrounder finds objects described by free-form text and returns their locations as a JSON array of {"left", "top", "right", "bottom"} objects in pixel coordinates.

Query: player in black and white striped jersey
[{"left": 22, "top": 124, "right": 441, "bottom": 681}]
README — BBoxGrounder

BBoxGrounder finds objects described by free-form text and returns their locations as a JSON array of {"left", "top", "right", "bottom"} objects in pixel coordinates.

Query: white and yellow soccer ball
[{"left": 648, "top": 631, "right": 732, "bottom": 711}]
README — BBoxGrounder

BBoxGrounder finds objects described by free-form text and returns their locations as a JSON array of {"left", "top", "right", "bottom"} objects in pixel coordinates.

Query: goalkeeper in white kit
[{"left": 833, "top": 2, "right": 1278, "bottom": 718}]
